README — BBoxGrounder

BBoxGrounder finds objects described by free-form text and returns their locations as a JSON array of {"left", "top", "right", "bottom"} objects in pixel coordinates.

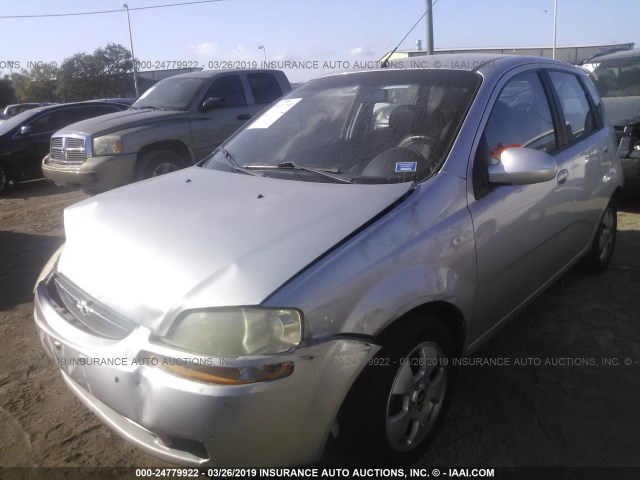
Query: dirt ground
[{"left": 0, "top": 180, "right": 639, "bottom": 473}]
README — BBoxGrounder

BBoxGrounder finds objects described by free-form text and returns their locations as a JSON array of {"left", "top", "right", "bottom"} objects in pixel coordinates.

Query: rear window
[
  {"left": 247, "top": 73, "right": 283, "bottom": 104},
  {"left": 589, "top": 56, "right": 640, "bottom": 97}
]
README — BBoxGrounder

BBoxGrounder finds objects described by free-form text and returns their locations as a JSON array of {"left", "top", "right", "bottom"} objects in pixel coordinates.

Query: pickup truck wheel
[
  {"left": 580, "top": 198, "right": 617, "bottom": 273},
  {"left": 339, "top": 316, "right": 454, "bottom": 464},
  {"left": 139, "top": 150, "right": 185, "bottom": 180}
]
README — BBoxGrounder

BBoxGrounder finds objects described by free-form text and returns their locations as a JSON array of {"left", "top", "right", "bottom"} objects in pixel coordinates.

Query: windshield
[
  {"left": 204, "top": 69, "right": 480, "bottom": 184},
  {"left": 589, "top": 56, "right": 640, "bottom": 98},
  {"left": 132, "top": 76, "right": 205, "bottom": 110}
]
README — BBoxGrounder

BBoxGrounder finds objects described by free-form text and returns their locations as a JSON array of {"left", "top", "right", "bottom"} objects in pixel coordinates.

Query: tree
[
  {"left": 0, "top": 75, "right": 17, "bottom": 107},
  {"left": 57, "top": 43, "right": 134, "bottom": 101},
  {"left": 56, "top": 52, "right": 103, "bottom": 101},
  {"left": 10, "top": 64, "right": 59, "bottom": 103}
]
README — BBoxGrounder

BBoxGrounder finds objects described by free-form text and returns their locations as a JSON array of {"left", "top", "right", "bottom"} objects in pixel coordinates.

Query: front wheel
[
  {"left": 137, "top": 150, "right": 186, "bottom": 180},
  {"left": 339, "top": 316, "right": 455, "bottom": 464}
]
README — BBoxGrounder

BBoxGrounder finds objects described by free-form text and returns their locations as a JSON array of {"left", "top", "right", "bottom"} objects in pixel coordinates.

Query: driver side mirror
[
  {"left": 488, "top": 147, "right": 557, "bottom": 185},
  {"left": 19, "top": 125, "right": 33, "bottom": 136},
  {"left": 199, "top": 97, "right": 225, "bottom": 112}
]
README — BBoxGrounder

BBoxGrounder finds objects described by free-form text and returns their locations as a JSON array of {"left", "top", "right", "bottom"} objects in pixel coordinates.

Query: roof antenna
[{"left": 381, "top": 0, "right": 439, "bottom": 68}]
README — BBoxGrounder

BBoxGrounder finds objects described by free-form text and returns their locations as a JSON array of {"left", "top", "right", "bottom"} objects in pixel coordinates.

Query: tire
[
  {"left": 137, "top": 150, "right": 186, "bottom": 180},
  {"left": 580, "top": 197, "right": 617, "bottom": 273},
  {"left": 0, "top": 164, "right": 7, "bottom": 194},
  {"left": 338, "top": 315, "right": 455, "bottom": 464}
]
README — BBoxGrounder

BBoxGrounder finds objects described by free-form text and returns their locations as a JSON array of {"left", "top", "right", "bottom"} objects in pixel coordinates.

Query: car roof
[
  {"left": 589, "top": 48, "right": 640, "bottom": 61},
  {"left": 20, "top": 100, "right": 129, "bottom": 116},
  {"left": 164, "top": 69, "right": 283, "bottom": 80},
  {"left": 321, "top": 53, "right": 579, "bottom": 83}
]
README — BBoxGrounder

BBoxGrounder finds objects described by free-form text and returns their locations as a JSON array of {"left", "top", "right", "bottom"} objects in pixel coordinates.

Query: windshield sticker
[
  {"left": 395, "top": 162, "right": 418, "bottom": 173},
  {"left": 248, "top": 98, "right": 302, "bottom": 129}
]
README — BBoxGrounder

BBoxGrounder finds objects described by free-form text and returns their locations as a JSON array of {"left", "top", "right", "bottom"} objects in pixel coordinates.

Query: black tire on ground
[
  {"left": 137, "top": 150, "right": 186, "bottom": 180},
  {"left": 579, "top": 197, "right": 617, "bottom": 274},
  {"left": 338, "top": 315, "right": 455, "bottom": 464}
]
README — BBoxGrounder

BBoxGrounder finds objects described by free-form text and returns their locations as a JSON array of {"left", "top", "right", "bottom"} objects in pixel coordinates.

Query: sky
[{"left": 0, "top": 0, "right": 638, "bottom": 83}]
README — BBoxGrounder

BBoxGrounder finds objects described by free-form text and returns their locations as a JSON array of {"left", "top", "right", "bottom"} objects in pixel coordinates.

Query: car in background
[
  {"left": 34, "top": 55, "right": 621, "bottom": 466},
  {"left": 2, "top": 102, "right": 58, "bottom": 118},
  {"left": 42, "top": 69, "right": 291, "bottom": 193},
  {"left": 588, "top": 48, "right": 640, "bottom": 188},
  {"left": 0, "top": 101, "right": 130, "bottom": 193}
]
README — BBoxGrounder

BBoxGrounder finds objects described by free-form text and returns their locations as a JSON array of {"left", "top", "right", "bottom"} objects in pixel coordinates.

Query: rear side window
[
  {"left": 247, "top": 73, "right": 282, "bottom": 104},
  {"left": 549, "top": 71, "right": 598, "bottom": 143},
  {"left": 580, "top": 77, "right": 605, "bottom": 129},
  {"left": 203, "top": 75, "right": 246, "bottom": 108}
]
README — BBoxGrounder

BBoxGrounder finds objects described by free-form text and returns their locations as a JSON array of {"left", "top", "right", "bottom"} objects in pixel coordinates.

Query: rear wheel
[
  {"left": 580, "top": 198, "right": 617, "bottom": 273},
  {"left": 138, "top": 150, "right": 186, "bottom": 180},
  {"left": 339, "top": 316, "right": 454, "bottom": 464}
]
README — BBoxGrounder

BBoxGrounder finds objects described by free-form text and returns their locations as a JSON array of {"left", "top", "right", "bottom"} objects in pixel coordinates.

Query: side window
[
  {"left": 247, "top": 73, "right": 282, "bottom": 104},
  {"left": 580, "top": 76, "right": 605, "bottom": 130},
  {"left": 29, "top": 111, "right": 68, "bottom": 134},
  {"left": 203, "top": 75, "right": 246, "bottom": 108},
  {"left": 483, "top": 71, "right": 556, "bottom": 162},
  {"left": 548, "top": 71, "right": 598, "bottom": 143},
  {"left": 473, "top": 71, "right": 556, "bottom": 199}
]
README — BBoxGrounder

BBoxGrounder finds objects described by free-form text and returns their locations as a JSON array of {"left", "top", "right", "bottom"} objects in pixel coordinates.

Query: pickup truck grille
[{"left": 50, "top": 136, "right": 88, "bottom": 164}]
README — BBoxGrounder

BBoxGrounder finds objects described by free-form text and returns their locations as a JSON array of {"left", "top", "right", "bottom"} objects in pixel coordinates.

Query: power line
[{"left": 0, "top": 0, "right": 227, "bottom": 19}]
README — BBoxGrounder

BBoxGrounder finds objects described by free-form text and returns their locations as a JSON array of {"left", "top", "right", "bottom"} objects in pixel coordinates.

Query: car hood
[
  {"left": 56, "top": 109, "right": 187, "bottom": 136},
  {"left": 602, "top": 96, "right": 640, "bottom": 126},
  {"left": 57, "top": 168, "right": 412, "bottom": 333}
]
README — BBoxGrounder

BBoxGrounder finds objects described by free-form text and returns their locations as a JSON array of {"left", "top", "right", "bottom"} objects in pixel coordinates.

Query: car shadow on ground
[
  {"left": 620, "top": 193, "right": 640, "bottom": 214},
  {"left": 2, "top": 180, "right": 79, "bottom": 200},
  {"left": 0, "top": 231, "right": 64, "bottom": 311}
]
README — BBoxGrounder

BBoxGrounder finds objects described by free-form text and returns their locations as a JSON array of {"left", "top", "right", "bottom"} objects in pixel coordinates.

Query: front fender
[{"left": 265, "top": 172, "right": 477, "bottom": 345}]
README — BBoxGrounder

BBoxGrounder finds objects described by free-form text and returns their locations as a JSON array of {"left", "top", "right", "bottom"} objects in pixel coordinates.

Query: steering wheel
[{"left": 397, "top": 135, "right": 431, "bottom": 150}]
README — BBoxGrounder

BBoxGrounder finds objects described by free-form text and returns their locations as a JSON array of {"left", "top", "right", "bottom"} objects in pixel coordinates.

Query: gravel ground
[{"left": 1, "top": 180, "right": 639, "bottom": 474}]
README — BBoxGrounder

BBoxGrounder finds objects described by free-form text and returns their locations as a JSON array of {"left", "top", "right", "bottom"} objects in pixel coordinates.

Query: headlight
[
  {"left": 156, "top": 307, "right": 303, "bottom": 357},
  {"left": 34, "top": 243, "right": 64, "bottom": 292},
  {"left": 93, "top": 135, "right": 123, "bottom": 156}
]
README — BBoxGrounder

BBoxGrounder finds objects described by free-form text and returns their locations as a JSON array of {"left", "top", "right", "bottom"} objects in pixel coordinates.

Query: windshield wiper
[
  {"left": 135, "top": 105, "right": 167, "bottom": 111},
  {"left": 219, "top": 147, "right": 259, "bottom": 176},
  {"left": 243, "top": 162, "right": 351, "bottom": 183}
]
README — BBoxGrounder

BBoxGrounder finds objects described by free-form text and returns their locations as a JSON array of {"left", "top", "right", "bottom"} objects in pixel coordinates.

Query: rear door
[
  {"left": 467, "top": 67, "right": 580, "bottom": 343},
  {"left": 546, "top": 70, "right": 616, "bottom": 247}
]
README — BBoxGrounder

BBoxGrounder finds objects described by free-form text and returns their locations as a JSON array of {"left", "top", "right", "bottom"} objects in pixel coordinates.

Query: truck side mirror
[
  {"left": 19, "top": 125, "right": 33, "bottom": 136},
  {"left": 199, "top": 97, "right": 225, "bottom": 112}
]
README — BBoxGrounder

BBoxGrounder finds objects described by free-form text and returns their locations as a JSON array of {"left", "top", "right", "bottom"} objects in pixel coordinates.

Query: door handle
[
  {"left": 236, "top": 114, "right": 252, "bottom": 121},
  {"left": 557, "top": 168, "right": 569, "bottom": 185}
]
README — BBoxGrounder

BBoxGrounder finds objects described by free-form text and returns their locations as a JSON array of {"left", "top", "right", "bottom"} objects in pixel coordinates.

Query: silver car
[{"left": 34, "top": 54, "right": 622, "bottom": 466}]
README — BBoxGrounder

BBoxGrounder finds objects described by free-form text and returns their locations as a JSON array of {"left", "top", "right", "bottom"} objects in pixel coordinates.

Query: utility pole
[
  {"left": 552, "top": 0, "right": 558, "bottom": 59},
  {"left": 124, "top": 4, "right": 139, "bottom": 98},
  {"left": 425, "top": 0, "right": 434, "bottom": 55}
]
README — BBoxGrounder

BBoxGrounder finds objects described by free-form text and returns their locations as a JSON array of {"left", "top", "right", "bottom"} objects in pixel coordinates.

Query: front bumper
[
  {"left": 42, "top": 153, "right": 138, "bottom": 192},
  {"left": 34, "top": 280, "right": 378, "bottom": 466}
]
